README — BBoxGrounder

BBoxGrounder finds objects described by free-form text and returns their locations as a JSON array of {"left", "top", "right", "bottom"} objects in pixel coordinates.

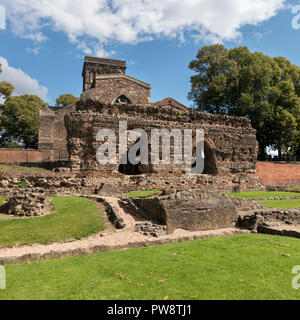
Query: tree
[
  {"left": 0, "top": 81, "right": 15, "bottom": 99},
  {"left": 0, "top": 64, "right": 15, "bottom": 100},
  {"left": 56, "top": 94, "right": 79, "bottom": 107},
  {"left": 0, "top": 95, "right": 46, "bottom": 149},
  {"left": 188, "top": 45, "right": 300, "bottom": 160},
  {"left": 188, "top": 44, "right": 238, "bottom": 114},
  {"left": 0, "top": 64, "right": 47, "bottom": 149}
]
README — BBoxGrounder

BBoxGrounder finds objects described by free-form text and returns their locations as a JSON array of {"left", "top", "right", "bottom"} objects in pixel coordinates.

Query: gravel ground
[{"left": 0, "top": 227, "right": 249, "bottom": 261}]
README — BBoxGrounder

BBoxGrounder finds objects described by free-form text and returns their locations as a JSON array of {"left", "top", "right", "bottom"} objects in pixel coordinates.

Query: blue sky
[{"left": 1, "top": 0, "right": 300, "bottom": 107}]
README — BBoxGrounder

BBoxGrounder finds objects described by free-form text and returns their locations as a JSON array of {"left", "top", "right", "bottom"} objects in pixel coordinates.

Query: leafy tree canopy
[
  {"left": 56, "top": 94, "right": 79, "bottom": 107},
  {"left": 0, "top": 81, "right": 15, "bottom": 99},
  {"left": 0, "top": 63, "right": 47, "bottom": 149},
  {"left": 0, "top": 94, "right": 46, "bottom": 149},
  {"left": 188, "top": 45, "right": 300, "bottom": 160}
]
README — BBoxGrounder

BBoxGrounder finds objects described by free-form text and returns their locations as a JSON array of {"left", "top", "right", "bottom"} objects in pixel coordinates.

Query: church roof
[
  {"left": 152, "top": 97, "right": 189, "bottom": 112},
  {"left": 95, "top": 73, "right": 151, "bottom": 88}
]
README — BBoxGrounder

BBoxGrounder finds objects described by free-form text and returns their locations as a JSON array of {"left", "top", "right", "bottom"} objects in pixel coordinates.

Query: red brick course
[
  {"left": 0, "top": 149, "right": 40, "bottom": 164},
  {"left": 256, "top": 161, "right": 300, "bottom": 186}
]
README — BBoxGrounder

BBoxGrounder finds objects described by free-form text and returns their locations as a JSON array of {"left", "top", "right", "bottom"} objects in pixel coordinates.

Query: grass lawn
[
  {"left": 124, "top": 190, "right": 161, "bottom": 198},
  {"left": 226, "top": 191, "right": 299, "bottom": 199},
  {"left": 0, "top": 165, "right": 49, "bottom": 173},
  {"left": 289, "top": 186, "right": 300, "bottom": 192},
  {"left": 257, "top": 199, "right": 300, "bottom": 209},
  {"left": 0, "top": 196, "right": 104, "bottom": 248},
  {"left": 0, "top": 234, "right": 300, "bottom": 300}
]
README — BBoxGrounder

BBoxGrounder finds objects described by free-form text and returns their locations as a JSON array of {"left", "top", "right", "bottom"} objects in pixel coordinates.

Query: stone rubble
[
  {"left": 1, "top": 189, "right": 53, "bottom": 217},
  {"left": 134, "top": 221, "right": 167, "bottom": 237}
]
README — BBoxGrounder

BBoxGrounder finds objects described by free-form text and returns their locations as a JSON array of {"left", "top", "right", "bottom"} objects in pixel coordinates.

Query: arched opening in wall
[
  {"left": 192, "top": 140, "right": 218, "bottom": 174},
  {"left": 203, "top": 141, "right": 218, "bottom": 174},
  {"left": 113, "top": 95, "right": 132, "bottom": 105},
  {"left": 118, "top": 139, "right": 141, "bottom": 175}
]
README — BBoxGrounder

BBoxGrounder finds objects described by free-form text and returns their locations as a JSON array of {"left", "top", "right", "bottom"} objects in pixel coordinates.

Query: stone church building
[
  {"left": 38, "top": 56, "right": 258, "bottom": 179},
  {"left": 38, "top": 56, "right": 190, "bottom": 163}
]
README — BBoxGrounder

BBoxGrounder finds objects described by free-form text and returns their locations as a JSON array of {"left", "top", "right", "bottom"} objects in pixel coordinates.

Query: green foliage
[
  {"left": 3, "top": 140, "right": 21, "bottom": 149},
  {"left": 189, "top": 45, "right": 300, "bottom": 159},
  {"left": 0, "top": 65, "right": 14, "bottom": 99},
  {"left": 15, "top": 182, "right": 29, "bottom": 189},
  {"left": 0, "top": 81, "right": 15, "bottom": 99},
  {"left": 56, "top": 94, "right": 79, "bottom": 107},
  {"left": 0, "top": 196, "right": 105, "bottom": 248},
  {"left": 0, "top": 94, "right": 46, "bottom": 148},
  {"left": 0, "top": 234, "right": 300, "bottom": 300},
  {"left": 0, "top": 63, "right": 47, "bottom": 149},
  {"left": 124, "top": 190, "right": 161, "bottom": 198}
]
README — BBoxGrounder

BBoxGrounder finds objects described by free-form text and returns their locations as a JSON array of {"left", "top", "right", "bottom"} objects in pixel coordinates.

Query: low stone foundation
[
  {"left": 129, "top": 190, "right": 239, "bottom": 233},
  {"left": 1, "top": 189, "right": 52, "bottom": 217},
  {"left": 0, "top": 171, "right": 264, "bottom": 198},
  {"left": 237, "top": 209, "right": 300, "bottom": 231}
]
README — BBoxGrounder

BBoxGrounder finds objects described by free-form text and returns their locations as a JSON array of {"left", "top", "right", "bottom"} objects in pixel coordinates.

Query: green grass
[
  {"left": 289, "top": 186, "right": 300, "bottom": 192},
  {"left": 124, "top": 189, "right": 161, "bottom": 198},
  {"left": 0, "top": 197, "right": 6, "bottom": 206},
  {"left": 15, "top": 182, "right": 29, "bottom": 189},
  {"left": 0, "top": 165, "right": 48, "bottom": 172},
  {"left": 0, "top": 234, "right": 300, "bottom": 300},
  {"left": 0, "top": 196, "right": 104, "bottom": 248},
  {"left": 257, "top": 199, "right": 300, "bottom": 209},
  {"left": 226, "top": 191, "right": 299, "bottom": 199}
]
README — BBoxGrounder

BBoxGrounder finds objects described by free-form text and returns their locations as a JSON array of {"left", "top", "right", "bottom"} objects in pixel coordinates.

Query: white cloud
[
  {"left": 26, "top": 47, "right": 40, "bottom": 55},
  {"left": 0, "top": 57, "right": 48, "bottom": 100},
  {"left": 1, "top": 0, "right": 285, "bottom": 53}
]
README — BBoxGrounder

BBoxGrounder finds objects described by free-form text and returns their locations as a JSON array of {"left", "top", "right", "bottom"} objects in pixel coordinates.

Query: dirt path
[
  {"left": 0, "top": 227, "right": 250, "bottom": 265},
  {"left": 0, "top": 195, "right": 251, "bottom": 265}
]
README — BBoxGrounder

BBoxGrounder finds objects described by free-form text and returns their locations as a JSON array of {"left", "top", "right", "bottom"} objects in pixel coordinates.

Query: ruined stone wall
[
  {"left": 38, "top": 104, "right": 76, "bottom": 162},
  {"left": 0, "top": 171, "right": 264, "bottom": 196},
  {"left": 65, "top": 99, "right": 258, "bottom": 175},
  {"left": 81, "top": 76, "right": 151, "bottom": 105}
]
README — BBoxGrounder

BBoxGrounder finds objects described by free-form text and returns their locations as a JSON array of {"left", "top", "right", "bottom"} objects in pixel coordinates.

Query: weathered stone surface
[
  {"left": 39, "top": 104, "right": 76, "bottom": 162},
  {"left": 237, "top": 208, "right": 300, "bottom": 231},
  {"left": 1, "top": 189, "right": 52, "bottom": 217},
  {"left": 65, "top": 100, "right": 258, "bottom": 177},
  {"left": 135, "top": 221, "right": 166, "bottom": 237},
  {"left": 129, "top": 190, "right": 240, "bottom": 233},
  {"left": 81, "top": 76, "right": 151, "bottom": 105},
  {"left": 82, "top": 56, "right": 127, "bottom": 92},
  {"left": 0, "top": 169, "right": 264, "bottom": 196},
  {"left": 39, "top": 56, "right": 150, "bottom": 162}
]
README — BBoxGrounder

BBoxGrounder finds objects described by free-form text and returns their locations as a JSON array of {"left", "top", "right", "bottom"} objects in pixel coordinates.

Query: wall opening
[
  {"left": 114, "top": 95, "right": 132, "bottom": 105},
  {"left": 203, "top": 141, "right": 218, "bottom": 174},
  {"left": 192, "top": 140, "right": 218, "bottom": 174},
  {"left": 118, "top": 139, "right": 141, "bottom": 175}
]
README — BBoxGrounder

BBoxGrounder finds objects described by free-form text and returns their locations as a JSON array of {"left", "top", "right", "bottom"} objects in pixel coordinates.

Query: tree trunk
[
  {"left": 278, "top": 148, "right": 282, "bottom": 160},
  {"left": 258, "top": 142, "right": 267, "bottom": 161}
]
